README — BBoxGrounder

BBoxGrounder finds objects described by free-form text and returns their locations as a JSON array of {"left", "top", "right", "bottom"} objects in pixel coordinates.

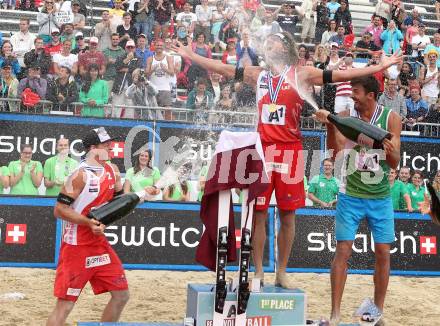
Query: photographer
[{"left": 125, "top": 68, "right": 162, "bottom": 120}]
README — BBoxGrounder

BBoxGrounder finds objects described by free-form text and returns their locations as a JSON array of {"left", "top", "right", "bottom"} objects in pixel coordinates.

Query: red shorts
[
  {"left": 256, "top": 142, "right": 305, "bottom": 211},
  {"left": 54, "top": 242, "right": 128, "bottom": 302}
]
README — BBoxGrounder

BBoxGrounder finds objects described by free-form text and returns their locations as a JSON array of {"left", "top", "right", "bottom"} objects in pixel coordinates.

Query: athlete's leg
[
  {"left": 275, "top": 209, "right": 295, "bottom": 287},
  {"left": 101, "top": 289, "right": 130, "bottom": 322},
  {"left": 373, "top": 243, "right": 390, "bottom": 311},
  {"left": 330, "top": 240, "right": 353, "bottom": 322},
  {"left": 46, "top": 299, "right": 75, "bottom": 326},
  {"left": 252, "top": 209, "right": 269, "bottom": 279}
]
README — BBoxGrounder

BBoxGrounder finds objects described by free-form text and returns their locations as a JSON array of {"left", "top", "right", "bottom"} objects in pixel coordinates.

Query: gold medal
[{"left": 269, "top": 103, "right": 277, "bottom": 113}]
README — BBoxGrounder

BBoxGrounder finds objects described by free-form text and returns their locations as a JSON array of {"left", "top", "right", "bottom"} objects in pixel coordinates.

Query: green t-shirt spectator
[
  {"left": 308, "top": 174, "right": 340, "bottom": 206},
  {"left": 197, "top": 165, "right": 208, "bottom": 202},
  {"left": 79, "top": 79, "right": 109, "bottom": 117},
  {"left": 0, "top": 166, "right": 10, "bottom": 194},
  {"left": 43, "top": 155, "right": 79, "bottom": 196},
  {"left": 390, "top": 180, "right": 408, "bottom": 210},
  {"left": 8, "top": 160, "right": 43, "bottom": 195},
  {"left": 406, "top": 183, "right": 426, "bottom": 212},
  {"left": 125, "top": 167, "right": 161, "bottom": 192}
]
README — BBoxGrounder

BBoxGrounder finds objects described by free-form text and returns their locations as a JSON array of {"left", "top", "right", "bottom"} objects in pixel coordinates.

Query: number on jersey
[{"left": 261, "top": 104, "right": 286, "bottom": 125}]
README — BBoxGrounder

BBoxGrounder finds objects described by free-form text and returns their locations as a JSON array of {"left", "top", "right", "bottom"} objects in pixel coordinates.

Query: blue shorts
[{"left": 335, "top": 192, "right": 395, "bottom": 244}]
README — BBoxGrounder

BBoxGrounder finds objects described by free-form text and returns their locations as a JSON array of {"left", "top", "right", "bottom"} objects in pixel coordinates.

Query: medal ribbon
[{"left": 268, "top": 66, "right": 289, "bottom": 104}]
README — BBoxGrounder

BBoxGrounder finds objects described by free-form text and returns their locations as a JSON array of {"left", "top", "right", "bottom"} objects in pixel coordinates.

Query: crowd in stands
[
  {"left": 0, "top": 0, "right": 439, "bottom": 129},
  {"left": 0, "top": 140, "right": 437, "bottom": 213}
]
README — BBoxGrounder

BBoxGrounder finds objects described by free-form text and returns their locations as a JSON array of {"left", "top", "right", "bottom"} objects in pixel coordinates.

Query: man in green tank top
[{"left": 315, "top": 76, "right": 402, "bottom": 324}]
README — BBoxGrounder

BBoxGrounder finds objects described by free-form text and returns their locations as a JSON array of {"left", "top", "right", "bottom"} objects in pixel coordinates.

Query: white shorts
[{"left": 334, "top": 96, "right": 354, "bottom": 114}]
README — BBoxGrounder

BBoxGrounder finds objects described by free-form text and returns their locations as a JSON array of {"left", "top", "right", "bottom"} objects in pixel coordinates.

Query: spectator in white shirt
[
  {"left": 195, "top": 0, "right": 212, "bottom": 44},
  {"left": 411, "top": 24, "right": 430, "bottom": 63},
  {"left": 176, "top": 2, "right": 198, "bottom": 36},
  {"left": 53, "top": 39, "right": 78, "bottom": 76},
  {"left": 9, "top": 18, "right": 36, "bottom": 67}
]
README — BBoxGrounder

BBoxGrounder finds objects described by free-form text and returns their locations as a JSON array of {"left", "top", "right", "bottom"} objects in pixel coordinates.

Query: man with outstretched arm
[
  {"left": 314, "top": 76, "right": 402, "bottom": 324},
  {"left": 172, "top": 33, "right": 402, "bottom": 288}
]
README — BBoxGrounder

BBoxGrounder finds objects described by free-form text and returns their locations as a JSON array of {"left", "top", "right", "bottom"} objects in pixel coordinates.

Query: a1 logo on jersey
[
  {"left": 5, "top": 224, "right": 27, "bottom": 244},
  {"left": 261, "top": 104, "right": 286, "bottom": 125}
]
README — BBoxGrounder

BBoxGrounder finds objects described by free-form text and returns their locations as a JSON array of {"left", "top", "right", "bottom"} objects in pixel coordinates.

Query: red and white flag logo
[
  {"left": 5, "top": 224, "right": 27, "bottom": 244},
  {"left": 420, "top": 236, "right": 437, "bottom": 255},
  {"left": 235, "top": 229, "right": 241, "bottom": 249},
  {"left": 110, "top": 141, "right": 125, "bottom": 159}
]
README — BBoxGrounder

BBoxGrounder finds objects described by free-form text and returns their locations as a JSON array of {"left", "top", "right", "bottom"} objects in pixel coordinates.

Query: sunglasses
[{"left": 126, "top": 46, "right": 135, "bottom": 49}]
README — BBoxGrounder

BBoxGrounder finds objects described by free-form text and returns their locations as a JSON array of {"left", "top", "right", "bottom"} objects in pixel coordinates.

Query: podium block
[{"left": 186, "top": 284, "right": 306, "bottom": 326}]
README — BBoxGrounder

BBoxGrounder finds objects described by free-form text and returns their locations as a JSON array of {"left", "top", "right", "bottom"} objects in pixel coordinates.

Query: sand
[{"left": 0, "top": 268, "right": 439, "bottom": 326}]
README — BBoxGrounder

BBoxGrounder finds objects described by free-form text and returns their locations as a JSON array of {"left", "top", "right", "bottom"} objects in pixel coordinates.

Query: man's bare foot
[{"left": 253, "top": 271, "right": 264, "bottom": 287}]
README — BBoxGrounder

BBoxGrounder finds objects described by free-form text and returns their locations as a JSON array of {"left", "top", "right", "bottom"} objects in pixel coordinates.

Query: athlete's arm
[
  {"left": 171, "top": 40, "right": 264, "bottom": 85},
  {"left": 54, "top": 169, "right": 104, "bottom": 234},
  {"left": 383, "top": 111, "right": 401, "bottom": 169},
  {"left": 111, "top": 163, "right": 123, "bottom": 193},
  {"left": 316, "top": 109, "right": 348, "bottom": 160},
  {"left": 301, "top": 52, "right": 403, "bottom": 86}
]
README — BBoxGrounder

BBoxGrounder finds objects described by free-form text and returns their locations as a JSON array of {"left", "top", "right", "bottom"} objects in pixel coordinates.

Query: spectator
[
  {"left": 209, "top": 72, "right": 222, "bottom": 104},
  {"left": 195, "top": 0, "right": 213, "bottom": 43},
  {"left": 213, "top": 83, "right": 235, "bottom": 123},
  {"left": 377, "top": 78, "right": 406, "bottom": 120},
  {"left": 0, "top": 41, "right": 21, "bottom": 77},
  {"left": 334, "top": 0, "right": 351, "bottom": 35},
  {"left": 388, "top": 168, "right": 411, "bottom": 211},
  {"left": 186, "top": 77, "right": 214, "bottom": 113},
  {"left": 103, "top": 33, "right": 125, "bottom": 95},
  {"left": 334, "top": 53, "right": 354, "bottom": 113},
  {"left": 146, "top": 40, "right": 174, "bottom": 107},
  {"left": 234, "top": 80, "right": 255, "bottom": 109},
  {"left": 397, "top": 62, "right": 416, "bottom": 96},
  {"left": 403, "top": 7, "right": 422, "bottom": 30},
  {"left": 8, "top": 144, "right": 43, "bottom": 196},
  {"left": 109, "top": 0, "right": 126, "bottom": 28},
  {"left": 221, "top": 38, "right": 238, "bottom": 66},
  {"left": 135, "top": 34, "right": 153, "bottom": 69},
  {"left": 24, "top": 37, "right": 52, "bottom": 78},
  {"left": 424, "top": 33, "right": 440, "bottom": 69},
  {"left": 125, "top": 68, "right": 160, "bottom": 119},
  {"left": 133, "top": 0, "right": 156, "bottom": 42},
  {"left": 420, "top": 49, "right": 439, "bottom": 106},
  {"left": 237, "top": 29, "right": 259, "bottom": 67},
  {"left": 315, "top": 0, "right": 330, "bottom": 44},
  {"left": 390, "top": 0, "right": 406, "bottom": 30},
  {"left": 71, "top": 0, "right": 86, "bottom": 35},
  {"left": 45, "top": 28, "right": 63, "bottom": 58},
  {"left": 37, "top": 0, "right": 61, "bottom": 44},
  {"left": 70, "top": 32, "right": 89, "bottom": 55},
  {"left": 273, "top": 4, "right": 298, "bottom": 40},
  {"left": 163, "top": 165, "right": 192, "bottom": 202},
  {"left": 297, "top": 44, "right": 310, "bottom": 67},
  {"left": 112, "top": 40, "right": 142, "bottom": 99},
  {"left": 79, "top": 64, "right": 109, "bottom": 117},
  {"left": 78, "top": 37, "right": 106, "bottom": 77},
  {"left": 328, "top": 25, "right": 345, "bottom": 47},
  {"left": 0, "top": 164, "right": 9, "bottom": 194},
  {"left": 18, "top": 65, "right": 48, "bottom": 100},
  {"left": 60, "top": 23, "right": 76, "bottom": 50},
  {"left": 10, "top": 19, "right": 36, "bottom": 68},
  {"left": 211, "top": 1, "right": 226, "bottom": 51},
  {"left": 95, "top": 10, "right": 114, "bottom": 51},
  {"left": 375, "top": 0, "right": 392, "bottom": 29},
  {"left": 308, "top": 158, "right": 339, "bottom": 208},
  {"left": 321, "top": 20, "right": 337, "bottom": 45},
  {"left": 406, "top": 170, "right": 429, "bottom": 212},
  {"left": 404, "top": 18, "right": 419, "bottom": 56},
  {"left": 321, "top": 43, "right": 340, "bottom": 112},
  {"left": 0, "top": 62, "right": 19, "bottom": 112},
  {"left": 47, "top": 66, "right": 78, "bottom": 111},
  {"left": 184, "top": 32, "right": 212, "bottom": 90},
  {"left": 363, "top": 15, "right": 384, "bottom": 49},
  {"left": 425, "top": 97, "right": 440, "bottom": 136},
  {"left": 17, "top": 0, "right": 38, "bottom": 11},
  {"left": 411, "top": 23, "right": 430, "bottom": 63},
  {"left": 369, "top": 51, "right": 388, "bottom": 93},
  {"left": 250, "top": 6, "right": 265, "bottom": 35},
  {"left": 53, "top": 39, "right": 78, "bottom": 76},
  {"left": 327, "top": 0, "right": 340, "bottom": 20},
  {"left": 437, "top": 0, "right": 440, "bottom": 22},
  {"left": 399, "top": 166, "right": 411, "bottom": 185},
  {"left": 153, "top": 0, "right": 173, "bottom": 40},
  {"left": 313, "top": 44, "right": 328, "bottom": 69},
  {"left": 43, "top": 138, "right": 78, "bottom": 196},
  {"left": 354, "top": 32, "right": 380, "bottom": 59},
  {"left": 380, "top": 20, "right": 403, "bottom": 55},
  {"left": 404, "top": 85, "right": 429, "bottom": 129},
  {"left": 219, "top": 15, "right": 240, "bottom": 47},
  {"left": 123, "top": 149, "right": 161, "bottom": 194},
  {"left": 256, "top": 11, "right": 282, "bottom": 44},
  {"left": 164, "top": 37, "right": 182, "bottom": 104},
  {"left": 117, "top": 13, "right": 138, "bottom": 49},
  {"left": 300, "top": 0, "right": 316, "bottom": 44},
  {"left": 197, "top": 163, "right": 208, "bottom": 201}
]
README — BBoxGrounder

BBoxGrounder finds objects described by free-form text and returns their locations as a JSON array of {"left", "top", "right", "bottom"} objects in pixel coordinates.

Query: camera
[{"left": 139, "top": 70, "right": 146, "bottom": 83}]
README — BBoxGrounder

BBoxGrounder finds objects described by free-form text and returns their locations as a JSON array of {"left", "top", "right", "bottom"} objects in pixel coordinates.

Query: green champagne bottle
[
  {"left": 327, "top": 114, "right": 391, "bottom": 149},
  {"left": 87, "top": 191, "right": 145, "bottom": 225}
]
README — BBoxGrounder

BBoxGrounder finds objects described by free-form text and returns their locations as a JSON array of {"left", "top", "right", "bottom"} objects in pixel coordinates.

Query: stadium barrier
[{"left": 0, "top": 196, "right": 439, "bottom": 276}]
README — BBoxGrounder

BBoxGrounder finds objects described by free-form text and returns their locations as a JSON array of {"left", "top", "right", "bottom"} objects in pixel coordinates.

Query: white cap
[
  {"left": 51, "top": 28, "right": 60, "bottom": 34},
  {"left": 126, "top": 39, "right": 136, "bottom": 47},
  {"left": 75, "top": 31, "right": 84, "bottom": 38},
  {"left": 89, "top": 36, "right": 99, "bottom": 44}
]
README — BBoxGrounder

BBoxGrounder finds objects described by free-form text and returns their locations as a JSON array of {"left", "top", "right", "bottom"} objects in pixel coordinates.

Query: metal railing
[{"left": 0, "top": 97, "right": 439, "bottom": 136}]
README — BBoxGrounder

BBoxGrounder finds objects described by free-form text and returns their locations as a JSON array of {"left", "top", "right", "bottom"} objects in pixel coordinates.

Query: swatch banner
[
  {"left": 287, "top": 208, "right": 440, "bottom": 274},
  {"left": 400, "top": 137, "right": 440, "bottom": 180}
]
